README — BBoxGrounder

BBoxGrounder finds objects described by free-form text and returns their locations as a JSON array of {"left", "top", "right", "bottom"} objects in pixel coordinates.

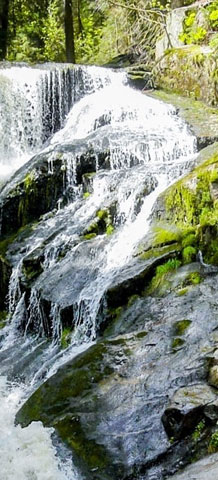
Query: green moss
[
  {"left": 176, "top": 287, "right": 189, "bottom": 296},
  {"left": 0, "top": 234, "right": 17, "bottom": 257},
  {"left": 192, "top": 420, "right": 205, "bottom": 441},
  {"left": 153, "top": 225, "right": 182, "bottom": 246},
  {"left": 22, "top": 262, "right": 43, "bottom": 282},
  {"left": 135, "top": 331, "right": 148, "bottom": 339},
  {"left": 61, "top": 328, "right": 72, "bottom": 349},
  {"left": 182, "top": 246, "right": 197, "bottom": 264},
  {"left": 127, "top": 294, "right": 140, "bottom": 307},
  {"left": 173, "top": 319, "right": 192, "bottom": 336},
  {"left": 55, "top": 416, "right": 109, "bottom": 470},
  {"left": 83, "top": 192, "right": 90, "bottom": 199},
  {"left": 172, "top": 337, "right": 185, "bottom": 350},
  {"left": 160, "top": 152, "right": 218, "bottom": 266},
  {"left": 181, "top": 233, "right": 197, "bottom": 248},
  {"left": 24, "top": 171, "right": 36, "bottom": 192},
  {"left": 0, "top": 224, "right": 34, "bottom": 258},
  {"left": 83, "top": 233, "right": 97, "bottom": 240},
  {"left": 140, "top": 243, "right": 181, "bottom": 261},
  {"left": 188, "top": 272, "right": 202, "bottom": 285},
  {"left": 0, "top": 311, "right": 8, "bottom": 329},
  {"left": 103, "top": 306, "right": 123, "bottom": 337},
  {"left": 96, "top": 209, "right": 108, "bottom": 220},
  {"left": 106, "top": 224, "right": 114, "bottom": 236},
  {"left": 148, "top": 258, "right": 182, "bottom": 294}
]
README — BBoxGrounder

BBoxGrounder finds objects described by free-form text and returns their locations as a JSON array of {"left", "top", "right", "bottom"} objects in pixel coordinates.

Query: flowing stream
[{"left": 0, "top": 64, "right": 197, "bottom": 479}]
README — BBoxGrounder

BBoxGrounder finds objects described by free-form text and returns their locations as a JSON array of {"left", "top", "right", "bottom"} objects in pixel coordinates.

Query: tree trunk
[
  {"left": 0, "top": 0, "right": 9, "bottom": 60},
  {"left": 77, "top": 0, "right": 83, "bottom": 35},
  {"left": 64, "top": 0, "right": 75, "bottom": 63}
]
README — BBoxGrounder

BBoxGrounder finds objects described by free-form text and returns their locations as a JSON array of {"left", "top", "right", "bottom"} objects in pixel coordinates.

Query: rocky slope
[{"left": 2, "top": 79, "right": 218, "bottom": 478}]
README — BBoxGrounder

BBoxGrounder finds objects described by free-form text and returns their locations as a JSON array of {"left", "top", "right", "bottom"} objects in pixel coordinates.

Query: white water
[
  {"left": 0, "top": 64, "right": 119, "bottom": 181},
  {"left": 0, "top": 64, "right": 197, "bottom": 479}
]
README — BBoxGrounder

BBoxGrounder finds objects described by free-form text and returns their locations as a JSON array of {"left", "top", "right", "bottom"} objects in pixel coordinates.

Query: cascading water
[
  {"left": 0, "top": 63, "right": 117, "bottom": 181},
  {"left": 0, "top": 64, "right": 197, "bottom": 479}
]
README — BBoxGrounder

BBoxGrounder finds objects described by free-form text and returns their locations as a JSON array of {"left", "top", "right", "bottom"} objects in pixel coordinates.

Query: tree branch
[{"left": 107, "top": 0, "right": 167, "bottom": 19}]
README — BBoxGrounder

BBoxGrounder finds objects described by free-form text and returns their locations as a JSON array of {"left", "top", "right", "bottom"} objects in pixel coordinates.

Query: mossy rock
[
  {"left": 0, "top": 310, "right": 8, "bottom": 329},
  {"left": 16, "top": 336, "right": 144, "bottom": 479},
  {"left": 148, "top": 92, "right": 218, "bottom": 147},
  {"left": 153, "top": 143, "right": 218, "bottom": 265},
  {"left": 173, "top": 319, "right": 192, "bottom": 336},
  {"left": 154, "top": 47, "right": 218, "bottom": 111}
]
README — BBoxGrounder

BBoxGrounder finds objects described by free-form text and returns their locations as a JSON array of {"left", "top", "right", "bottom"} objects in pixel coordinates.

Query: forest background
[
  {"left": 0, "top": 0, "right": 174, "bottom": 66},
  {"left": 0, "top": 0, "right": 218, "bottom": 75}
]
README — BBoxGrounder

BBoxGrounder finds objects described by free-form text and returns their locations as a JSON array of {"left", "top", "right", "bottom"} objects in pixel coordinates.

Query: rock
[
  {"left": 166, "top": 453, "right": 218, "bottom": 480},
  {"left": 146, "top": 93, "right": 218, "bottom": 149},
  {"left": 0, "top": 256, "right": 11, "bottom": 309},
  {"left": 16, "top": 273, "right": 218, "bottom": 479},
  {"left": 154, "top": 45, "right": 217, "bottom": 107},
  {"left": 0, "top": 138, "right": 110, "bottom": 237},
  {"left": 103, "top": 54, "right": 134, "bottom": 69},
  {"left": 152, "top": 142, "right": 218, "bottom": 267},
  {"left": 162, "top": 384, "right": 218, "bottom": 439},
  {"left": 208, "top": 366, "right": 218, "bottom": 389}
]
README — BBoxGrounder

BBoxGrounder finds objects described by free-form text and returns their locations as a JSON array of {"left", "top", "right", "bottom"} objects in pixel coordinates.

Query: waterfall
[
  {"left": 0, "top": 63, "right": 121, "bottom": 181},
  {"left": 0, "top": 64, "right": 197, "bottom": 479}
]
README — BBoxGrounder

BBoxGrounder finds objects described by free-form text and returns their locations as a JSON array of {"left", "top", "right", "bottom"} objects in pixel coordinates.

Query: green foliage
[
  {"left": 83, "top": 233, "right": 97, "bottom": 240},
  {"left": 208, "top": 1, "right": 218, "bottom": 29},
  {"left": 176, "top": 287, "right": 188, "bottom": 296},
  {"left": 210, "top": 33, "right": 218, "bottom": 49},
  {"left": 179, "top": 1, "right": 218, "bottom": 47},
  {"left": 75, "top": 4, "right": 104, "bottom": 64},
  {"left": 97, "top": 210, "right": 108, "bottom": 220},
  {"left": 42, "top": 0, "right": 65, "bottom": 62},
  {"left": 208, "top": 431, "right": 218, "bottom": 453},
  {"left": 192, "top": 420, "right": 205, "bottom": 441},
  {"left": 7, "top": 0, "right": 48, "bottom": 62},
  {"left": 181, "top": 233, "right": 196, "bottom": 248},
  {"left": 179, "top": 10, "right": 207, "bottom": 45}
]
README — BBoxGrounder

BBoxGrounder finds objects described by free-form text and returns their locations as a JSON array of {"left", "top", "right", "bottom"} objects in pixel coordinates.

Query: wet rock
[
  {"left": 166, "top": 453, "right": 218, "bottom": 480},
  {"left": 147, "top": 92, "right": 218, "bottom": 149},
  {"left": 152, "top": 142, "right": 218, "bottom": 267},
  {"left": 0, "top": 256, "right": 11, "bottom": 309},
  {"left": 16, "top": 272, "right": 218, "bottom": 479},
  {"left": 162, "top": 384, "right": 218, "bottom": 440}
]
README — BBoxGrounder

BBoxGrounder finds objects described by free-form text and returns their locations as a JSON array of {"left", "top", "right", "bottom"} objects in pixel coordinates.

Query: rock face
[
  {"left": 16, "top": 271, "right": 218, "bottom": 479},
  {"left": 155, "top": 46, "right": 218, "bottom": 107},
  {"left": 168, "top": 453, "right": 218, "bottom": 480},
  {"left": 13, "top": 137, "right": 218, "bottom": 479},
  {"left": 0, "top": 136, "right": 110, "bottom": 237},
  {"left": 153, "top": 142, "right": 218, "bottom": 267},
  {"left": 3, "top": 91, "right": 218, "bottom": 478},
  {"left": 146, "top": 94, "right": 218, "bottom": 150}
]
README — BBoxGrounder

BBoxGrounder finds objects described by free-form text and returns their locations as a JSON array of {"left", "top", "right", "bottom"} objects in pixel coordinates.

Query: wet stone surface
[{"left": 16, "top": 271, "right": 218, "bottom": 479}]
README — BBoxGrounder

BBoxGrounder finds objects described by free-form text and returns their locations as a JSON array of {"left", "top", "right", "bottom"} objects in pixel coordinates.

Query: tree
[
  {"left": 64, "top": 0, "right": 75, "bottom": 62},
  {"left": 0, "top": 0, "right": 9, "bottom": 59}
]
